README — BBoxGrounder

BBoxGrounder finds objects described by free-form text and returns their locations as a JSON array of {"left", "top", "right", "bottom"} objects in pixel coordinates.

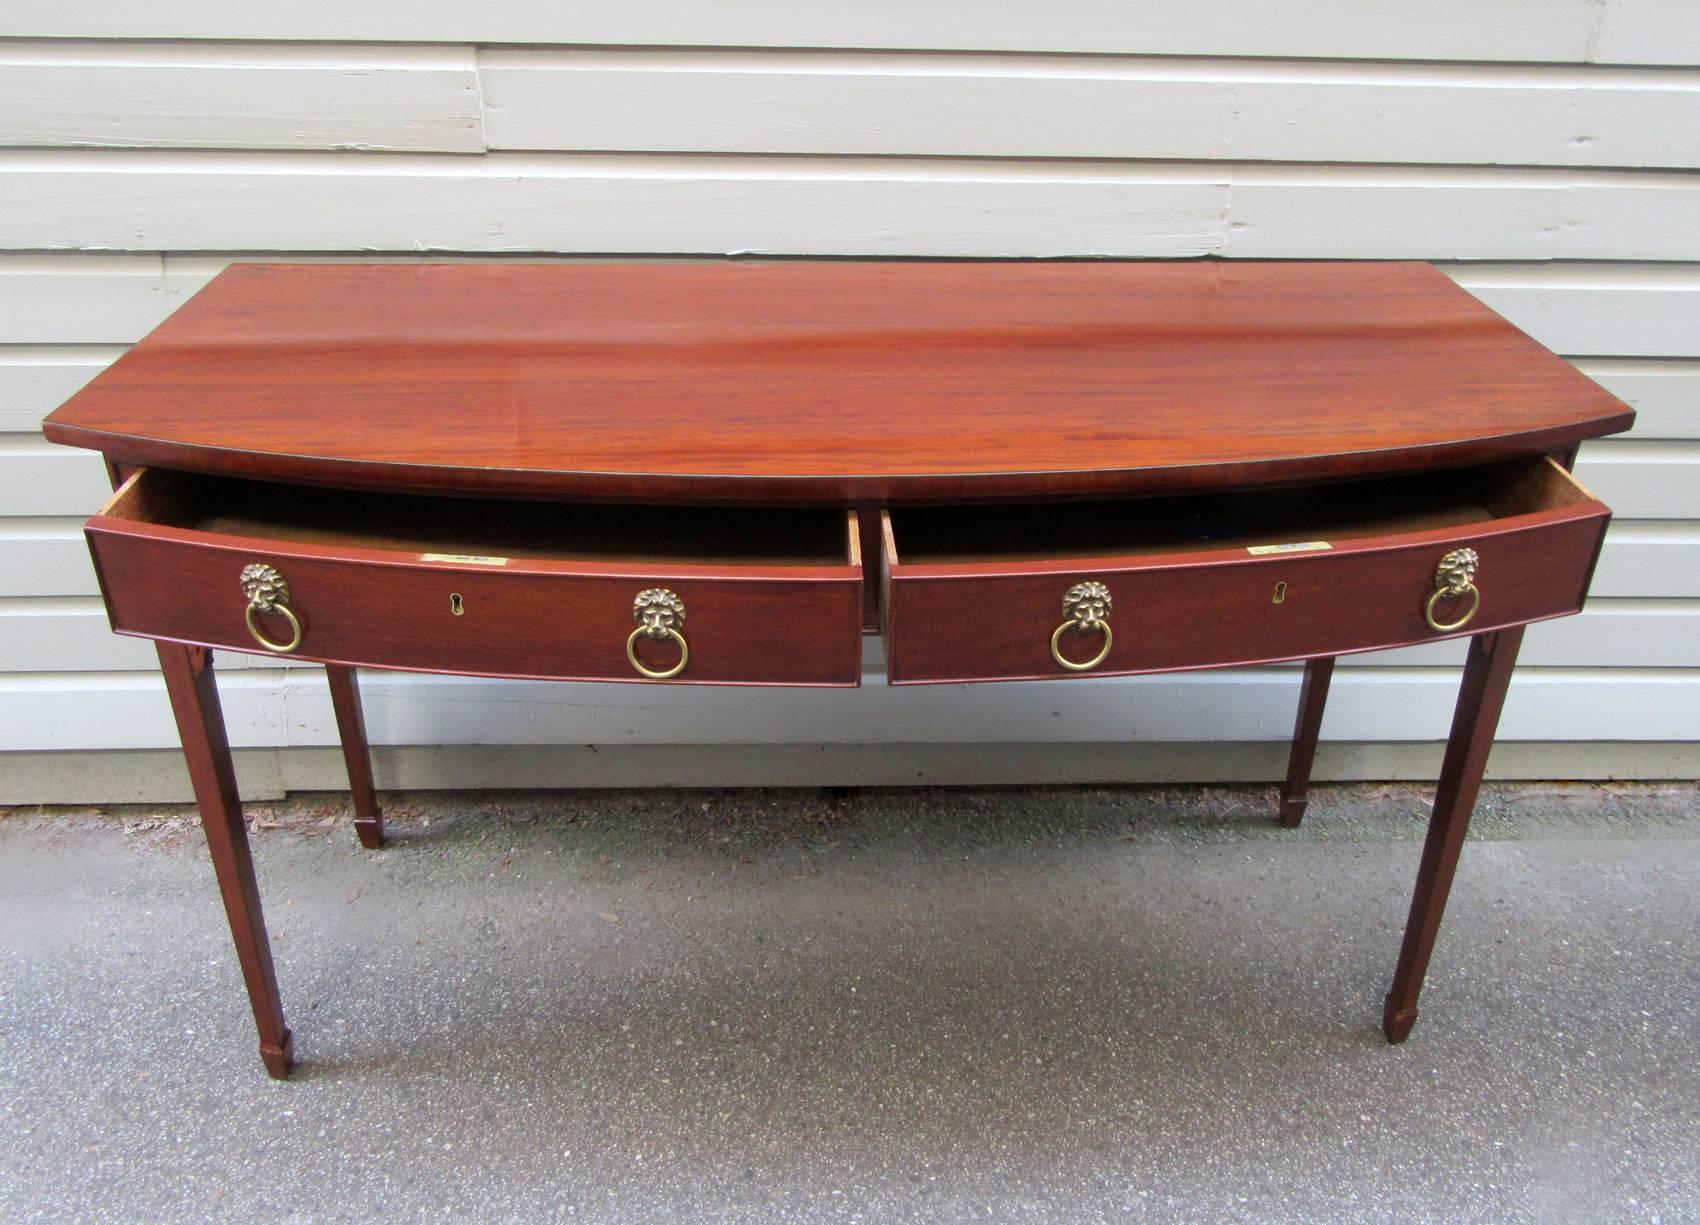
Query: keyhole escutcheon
[
  {"left": 1272, "top": 581, "right": 1287, "bottom": 605},
  {"left": 450, "top": 592, "right": 465, "bottom": 616}
]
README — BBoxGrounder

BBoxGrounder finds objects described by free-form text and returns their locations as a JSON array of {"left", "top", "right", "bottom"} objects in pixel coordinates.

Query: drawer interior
[
  {"left": 889, "top": 456, "right": 1593, "bottom": 565},
  {"left": 106, "top": 469, "right": 855, "bottom": 567}
]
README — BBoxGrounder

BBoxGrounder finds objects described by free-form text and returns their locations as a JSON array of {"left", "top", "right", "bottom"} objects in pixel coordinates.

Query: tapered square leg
[
  {"left": 326, "top": 664, "right": 384, "bottom": 849},
  {"left": 1278, "top": 656, "right": 1335, "bottom": 827},
  {"left": 1383, "top": 626, "right": 1525, "bottom": 1043},
  {"left": 157, "top": 643, "right": 294, "bottom": 1079}
]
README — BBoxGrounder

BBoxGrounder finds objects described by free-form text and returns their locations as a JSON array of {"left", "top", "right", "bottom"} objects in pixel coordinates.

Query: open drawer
[
  {"left": 87, "top": 469, "right": 864, "bottom": 685},
  {"left": 882, "top": 456, "right": 1608, "bottom": 684}
]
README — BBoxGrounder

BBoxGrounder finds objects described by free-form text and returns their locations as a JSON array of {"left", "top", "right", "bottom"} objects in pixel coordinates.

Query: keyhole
[
  {"left": 1272, "top": 581, "right": 1287, "bottom": 605},
  {"left": 449, "top": 592, "right": 465, "bottom": 616}
]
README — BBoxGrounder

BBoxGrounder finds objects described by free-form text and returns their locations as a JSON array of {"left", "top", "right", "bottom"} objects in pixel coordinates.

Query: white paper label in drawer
[
  {"left": 1246, "top": 541, "right": 1332, "bottom": 555},
  {"left": 420, "top": 553, "right": 511, "bottom": 566}
]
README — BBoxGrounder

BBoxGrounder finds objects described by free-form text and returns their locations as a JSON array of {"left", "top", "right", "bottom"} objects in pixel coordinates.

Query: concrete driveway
[{"left": 2, "top": 783, "right": 1696, "bottom": 1223}]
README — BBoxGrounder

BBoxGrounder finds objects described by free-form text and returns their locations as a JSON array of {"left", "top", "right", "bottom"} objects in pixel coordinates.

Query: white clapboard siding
[
  {"left": 5, "top": 254, "right": 1685, "bottom": 354},
  {"left": 1574, "top": 442, "right": 1700, "bottom": 519},
  {"left": 1595, "top": 523, "right": 1700, "bottom": 597},
  {"left": 0, "top": 599, "right": 303, "bottom": 673},
  {"left": 10, "top": 350, "right": 1689, "bottom": 449},
  {"left": 3, "top": 516, "right": 1695, "bottom": 604},
  {"left": 1570, "top": 361, "right": 1700, "bottom": 438},
  {"left": 5, "top": 597, "right": 1691, "bottom": 676},
  {"left": 0, "top": 444, "right": 111, "bottom": 516},
  {"left": 0, "top": 254, "right": 205, "bottom": 345},
  {"left": 4, "top": 154, "right": 1700, "bottom": 261},
  {"left": 0, "top": 521, "right": 97, "bottom": 597},
  {"left": 1332, "top": 602, "right": 1700, "bottom": 668},
  {"left": 480, "top": 51, "right": 1700, "bottom": 170},
  {"left": 0, "top": 599, "right": 153, "bottom": 671},
  {"left": 3, "top": 1, "right": 1698, "bottom": 67},
  {"left": 0, "top": 345, "right": 124, "bottom": 432},
  {"left": 0, "top": 7, "right": 1695, "bottom": 779},
  {"left": 1451, "top": 265, "right": 1700, "bottom": 358},
  {"left": 0, "top": 43, "right": 483, "bottom": 153},
  {"left": 4, "top": 666, "right": 1698, "bottom": 755}
]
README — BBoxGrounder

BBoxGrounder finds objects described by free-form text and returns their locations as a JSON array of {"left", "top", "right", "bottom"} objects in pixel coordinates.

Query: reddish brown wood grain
[
  {"left": 1384, "top": 626, "right": 1526, "bottom": 1043},
  {"left": 882, "top": 464, "right": 1608, "bottom": 683},
  {"left": 86, "top": 478, "right": 864, "bottom": 686},
  {"left": 42, "top": 261, "right": 1633, "bottom": 503},
  {"left": 326, "top": 665, "right": 384, "bottom": 849},
  {"left": 1279, "top": 657, "right": 1336, "bottom": 827},
  {"left": 155, "top": 642, "right": 294, "bottom": 1079}
]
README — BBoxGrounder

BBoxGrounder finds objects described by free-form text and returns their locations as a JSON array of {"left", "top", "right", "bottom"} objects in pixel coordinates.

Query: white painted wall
[{"left": 1, "top": 8, "right": 1696, "bottom": 793}]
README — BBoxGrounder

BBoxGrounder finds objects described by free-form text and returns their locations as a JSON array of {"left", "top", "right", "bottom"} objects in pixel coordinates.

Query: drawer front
[
  {"left": 885, "top": 513, "right": 1608, "bottom": 684},
  {"left": 87, "top": 528, "right": 863, "bottom": 686}
]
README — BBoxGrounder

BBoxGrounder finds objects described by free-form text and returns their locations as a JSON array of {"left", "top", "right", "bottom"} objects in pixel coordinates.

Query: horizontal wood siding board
[
  {"left": 3, "top": 2, "right": 1699, "bottom": 66},
  {"left": 7, "top": 597, "right": 1691, "bottom": 674},
  {"left": 0, "top": 599, "right": 302, "bottom": 671},
  {"left": 1453, "top": 268, "right": 1700, "bottom": 358},
  {"left": 5, "top": 519, "right": 1698, "bottom": 602},
  {"left": 1574, "top": 444, "right": 1700, "bottom": 518},
  {"left": 0, "top": 254, "right": 204, "bottom": 344},
  {"left": 0, "top": 525, "right": 99, "bottom": 596},
  {"left": 3, "top": 155, "right": 1699, "bottom": 260},
  {"left": 479, "top": 51, "right": 1700, "bottom": 169},
  {"left": 1568, "top": 362, "right": 1700, "bottom": 438},
  {"left": 0, "top": 446, "right": 112, "bottom": 515},
  {"left": 0, "top": 345, "right": 124, "bottom": 432},
  {"left": 4, "top": 666, "right": 1697, "bottom": 753},
  {"left": 1593, "top": 523, "right": 1700, "bottom": 596},
  {"left": 1, "top": 8, "right": 1695, "bottom": 773},
  {"left": 6, "top": 256, "right": 1696, "bottom": 356},
  {"left": 0, "top": 44, "right": 484, "bottom": 153}
]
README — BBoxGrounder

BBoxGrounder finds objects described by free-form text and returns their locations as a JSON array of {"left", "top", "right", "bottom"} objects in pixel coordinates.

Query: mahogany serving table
[{"left": 43, "top": 261, "right": 1634, "bottom": 1079}]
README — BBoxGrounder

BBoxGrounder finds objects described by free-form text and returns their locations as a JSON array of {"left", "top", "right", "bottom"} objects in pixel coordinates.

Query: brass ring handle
[
  {"left": 1424, "top": 548, "right": 1482, "bottom": 634},
  {"left": 1424, "top": 583, "right": 1480, "bottom": 634},
  {"left": 245, "top": 600, "right": 303, "bottom": 654},
  {"left": 1050, "top": 580, "right": 1115, "bottom": 672},
  {"left": 239, "top": 563, "right": 302, "bottom": 654},
  {"left": 628, "top": 587, "right": 688, "bottom": 680},
  {"left": 1050, "top": 617, "right": 1113, "bottom": 672},
  {"left": 626, "top": 625, "right": 688, "bottom": 679}
]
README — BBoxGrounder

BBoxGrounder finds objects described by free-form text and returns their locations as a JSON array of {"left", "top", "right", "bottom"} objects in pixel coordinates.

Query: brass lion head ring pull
[
  {"left": 240, "top": 563, "right": 303, "bottom": 654},
  {"left": 627, "top": 588, "right": 689, "bottom": 680},
  {"left": 1425, "top": 547, "right": 1481, "bottom": 633},
  {"left": 1050, "top": 581, "right": 1114, "bottom": 672}
]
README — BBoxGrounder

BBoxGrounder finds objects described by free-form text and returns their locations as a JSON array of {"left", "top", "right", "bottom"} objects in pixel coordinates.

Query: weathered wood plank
[
  {"left": 0, "top": 345, "right": 125, "bottom": 432},
  {"left": 1453, "top": 265, "right": 1700, "bottom": 358},
  {"left": 4, "top": 155, "right": 1699, "bottom": 260},
  {"left": 0, "top": 43, "right": 483, "bottom": 153},
  {"left": 12, "top": 596, "right": 1692, "bottom": 675},
  {"left": 0, "top": 521, "right": 97, "bottom": 597},
  {"left": 1571, "top": 361, "right": 1700, "bottom": 438},
  {"left": 0, "top": 598, "right": 298, "bottom": 671},
  {"left": 1333, "top": 601, "right": 1700, "bottom": 668},
  {"left": 5, "top": 665, "right": 1697, "bottom": 753},
  {"left": 1574, "top": 441, "right": 1700, "bottom": 519},
  {"left": 481, "top": 50, "right": 1700, "bottom": 169},
  {"left": 0, "top": 254, "right": 194, "bottom": 345},
  {"left": 5, "top": 1, "right": 1698, "bottom": 66},
  {"left": 1593, "top": 523, "right": 1700, "bottom": 597},
  {"left": 0, "top": 444, "right": 111, "bottom": 515}
]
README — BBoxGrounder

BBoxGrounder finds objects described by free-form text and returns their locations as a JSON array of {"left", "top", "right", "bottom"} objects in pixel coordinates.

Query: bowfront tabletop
[{"left": 43, "top": 260, "right": 1632, "bottom": 502}]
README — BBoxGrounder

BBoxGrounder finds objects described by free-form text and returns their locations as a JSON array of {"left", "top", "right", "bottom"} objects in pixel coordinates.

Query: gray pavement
[{"left": 1, "top": 782, "right": 1697, "bottom": 1224}]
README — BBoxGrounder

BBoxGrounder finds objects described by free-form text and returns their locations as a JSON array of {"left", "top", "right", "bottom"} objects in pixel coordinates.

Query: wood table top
[{"left": 43, "top": 260, "right": 1633, "bottom": 502}]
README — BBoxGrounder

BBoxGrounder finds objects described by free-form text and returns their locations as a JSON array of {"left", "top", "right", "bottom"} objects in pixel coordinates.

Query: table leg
[
  {"left": 326, "top": 664, "right": 384, "bottom": 849},
  {"left": 157, "top": 643, "right": 294, "bottom": 1079},
  {"left": 1383, "top": 626, "right": 1525, "bottom": 1043},
  {"left": 1278, "top": 656, "right": 1335, "bottom": 827}
]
